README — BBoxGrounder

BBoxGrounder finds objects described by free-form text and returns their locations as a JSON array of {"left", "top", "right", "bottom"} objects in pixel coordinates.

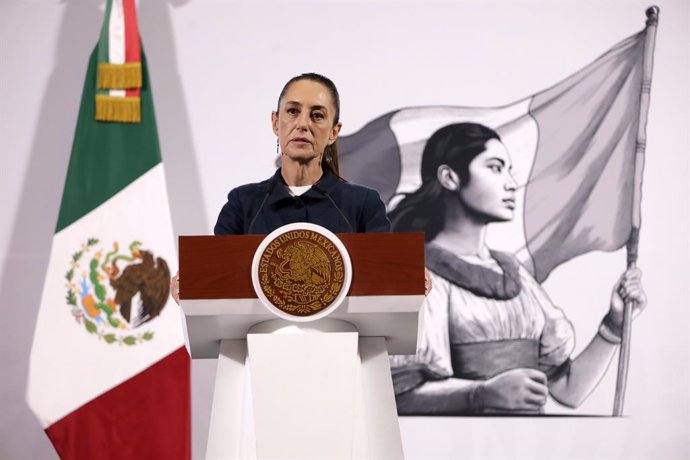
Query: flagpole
[{"left": 613, "top": 5, "right": 659, "bottom": 417}]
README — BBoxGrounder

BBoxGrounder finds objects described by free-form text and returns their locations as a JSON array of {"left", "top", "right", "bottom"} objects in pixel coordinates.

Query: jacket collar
[{"left": 267, "top": 166, "right": 339, "bottom": 205}]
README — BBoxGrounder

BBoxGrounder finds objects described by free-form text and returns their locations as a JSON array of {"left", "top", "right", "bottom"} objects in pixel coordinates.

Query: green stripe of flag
[
  {"left": 96, "top": 0, "right": 112, "bottom": 96},
  {"left": 56, "top": 46, "right": 161, "bottom": 233},
  {"left": 97, "top": 0, "right": 112, "bottom": 66}
]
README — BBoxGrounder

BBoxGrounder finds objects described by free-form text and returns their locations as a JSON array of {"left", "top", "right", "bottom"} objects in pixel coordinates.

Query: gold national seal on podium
[{"left": 251, "top": 223, "right": 352, "bottom": 321}]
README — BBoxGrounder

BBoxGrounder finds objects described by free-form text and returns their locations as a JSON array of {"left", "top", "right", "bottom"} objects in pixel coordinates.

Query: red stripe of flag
[
  {"left": 45, "top": 347, "right": 191, "bottom": 460},
  {"left": 123, "top": 0, "right": 140, "bottom": 98}
]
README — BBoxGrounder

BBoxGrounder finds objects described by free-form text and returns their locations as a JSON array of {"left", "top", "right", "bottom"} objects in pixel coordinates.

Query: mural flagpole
[{"left": 613, "top": 5, "right": 659, "bottom": 417}]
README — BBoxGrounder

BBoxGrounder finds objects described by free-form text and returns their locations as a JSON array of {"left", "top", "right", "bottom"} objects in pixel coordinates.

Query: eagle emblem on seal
[
  {"left": 275, "top": 241, "right": 331, "bottom": 287},
  {"left": 64, "top": 239, "right": 170, "bottom": 345}
]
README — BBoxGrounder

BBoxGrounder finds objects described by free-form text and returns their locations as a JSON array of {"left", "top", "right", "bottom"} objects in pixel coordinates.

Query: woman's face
[
  {"left": 458, "top": 138, "right": 518, "bottom": 222},
  {"left": 272, "top": 79, "right": 341, "bottom": 165}
]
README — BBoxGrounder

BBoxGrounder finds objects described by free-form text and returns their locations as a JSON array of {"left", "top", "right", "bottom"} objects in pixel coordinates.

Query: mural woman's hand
[
  {"left": 607, "top": 267, "right": 647, "bottom": 330},
  {"left": 477, "top": 368, "right": 548, "bottom": 412}
]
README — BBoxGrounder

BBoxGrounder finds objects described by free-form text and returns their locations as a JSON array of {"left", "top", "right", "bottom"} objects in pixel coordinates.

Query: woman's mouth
[{"left": 503, "top": 198, "right": 516, "bottom": 209}]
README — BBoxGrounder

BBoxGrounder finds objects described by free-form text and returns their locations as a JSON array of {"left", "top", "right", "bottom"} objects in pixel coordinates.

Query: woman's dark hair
[
  {"left": 388, "top": 123, "right": 501, "bottom": 241},
  {"left": 277, "top": 72, "right": 342, "bottom": 176}
]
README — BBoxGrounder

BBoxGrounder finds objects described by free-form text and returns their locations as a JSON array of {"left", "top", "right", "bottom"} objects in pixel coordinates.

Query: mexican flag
[
  {"left": 26, "top": 1, "right": 191, "bottom": 458},
  {"left": 339, "top": 28, "right": 651, "bottom": 283}
]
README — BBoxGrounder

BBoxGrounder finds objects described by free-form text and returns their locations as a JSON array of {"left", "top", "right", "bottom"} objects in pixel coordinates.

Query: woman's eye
[
  {"left": 489, "top": 164, "right": 502, "bottom": 173},
  {"left": 311, "top": 112, "right": 325, "bottom": 121},
  {"left": 287, "top": 108, "right": 299, "bottom": 115}
]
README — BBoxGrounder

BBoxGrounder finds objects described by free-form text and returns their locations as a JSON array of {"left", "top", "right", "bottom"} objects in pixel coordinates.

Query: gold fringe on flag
[
  {"left": 95, "top": 94, "right": 141, "bottom": 123},
  {"left": 98, "top": 62, "right": 142, "bottom": 90}
]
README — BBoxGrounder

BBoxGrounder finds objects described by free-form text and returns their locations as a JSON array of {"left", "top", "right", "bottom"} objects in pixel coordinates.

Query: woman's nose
[
  {"left": 505, "top": 174, "right": 518, "bottom": 191},
  {"left": 297, "top": 112, "right": 310, "bottom": 129}
]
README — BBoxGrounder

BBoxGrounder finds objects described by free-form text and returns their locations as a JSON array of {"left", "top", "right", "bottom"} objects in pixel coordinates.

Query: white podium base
[{"left": 205, "top": 320, "right": 403, "bottom": 460}]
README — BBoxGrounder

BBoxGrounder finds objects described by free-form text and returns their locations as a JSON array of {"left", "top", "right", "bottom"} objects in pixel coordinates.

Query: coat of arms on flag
[
  {"left": 65, "top": 239, "right": 170, "bottom": 344},
  {"left": 339, "top": 7, "right": 657, "bottom": 416}
]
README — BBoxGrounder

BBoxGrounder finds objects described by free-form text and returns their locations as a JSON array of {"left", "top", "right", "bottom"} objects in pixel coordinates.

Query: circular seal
[{"left": 251, "top": 223, "right": 352, "bottom": 322}]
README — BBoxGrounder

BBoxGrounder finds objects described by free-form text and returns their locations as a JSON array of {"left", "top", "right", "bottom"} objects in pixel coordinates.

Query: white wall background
[{"left": 1, "top": 0, "right": 688, "bottom": 459}]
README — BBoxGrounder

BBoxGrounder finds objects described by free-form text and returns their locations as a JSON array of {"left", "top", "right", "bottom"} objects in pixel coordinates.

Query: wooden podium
[{"left": 179, "top": 231, "right": 424, "bottom": 459}]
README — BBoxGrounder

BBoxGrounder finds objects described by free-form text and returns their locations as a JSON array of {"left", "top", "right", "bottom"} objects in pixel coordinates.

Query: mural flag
[
  {"left": 339, "top": 29, "right": 648, "bottom": 283},
  {"left": 26, "top": 1, "right": 191, "bottom": 458}
]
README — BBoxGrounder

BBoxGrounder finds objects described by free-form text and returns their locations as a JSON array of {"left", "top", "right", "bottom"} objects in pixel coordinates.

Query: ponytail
[
  {"left": 322, "top": 141, "right": 341, "bottom": 177},
  {"left": 388, "top": 181, "right": 446, "bottom": 241}
]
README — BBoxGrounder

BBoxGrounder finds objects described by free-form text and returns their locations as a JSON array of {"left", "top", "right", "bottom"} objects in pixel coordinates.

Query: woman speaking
[{"left": 213, "top": 72, "right": 390, "bottom": 236}]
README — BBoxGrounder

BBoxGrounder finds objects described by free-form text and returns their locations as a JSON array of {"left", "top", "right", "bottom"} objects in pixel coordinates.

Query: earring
[{"left": 276, "top": 138, "right": 280, "bottom": 155}]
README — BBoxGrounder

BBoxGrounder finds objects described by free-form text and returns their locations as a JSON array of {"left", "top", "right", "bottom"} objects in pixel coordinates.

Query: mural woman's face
[{"left": 458, "top": 139, "right": 518, "bottom": 222}]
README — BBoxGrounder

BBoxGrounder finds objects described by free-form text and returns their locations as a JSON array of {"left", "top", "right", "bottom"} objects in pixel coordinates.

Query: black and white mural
[{"left": 338, "top": 15, "right": 654, "bottom": 415}]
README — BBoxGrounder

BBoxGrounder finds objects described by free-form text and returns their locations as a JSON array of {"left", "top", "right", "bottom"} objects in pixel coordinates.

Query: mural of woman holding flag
[{"left": 388, "top": 123, "right": 647, "bottom": 415}]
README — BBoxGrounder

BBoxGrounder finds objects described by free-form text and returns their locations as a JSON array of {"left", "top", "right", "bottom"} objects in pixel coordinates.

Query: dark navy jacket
[{"left": 214, "top": 167, "right": 391, "bottom": 235}]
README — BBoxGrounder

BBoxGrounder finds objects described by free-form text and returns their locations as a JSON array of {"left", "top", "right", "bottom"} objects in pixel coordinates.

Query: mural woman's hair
[
  {"left": 388, "top": 122, "right": 501, "bottom": 241},
  {"left": 277, "top": 73, "right": 342, "bottom": 177}
]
